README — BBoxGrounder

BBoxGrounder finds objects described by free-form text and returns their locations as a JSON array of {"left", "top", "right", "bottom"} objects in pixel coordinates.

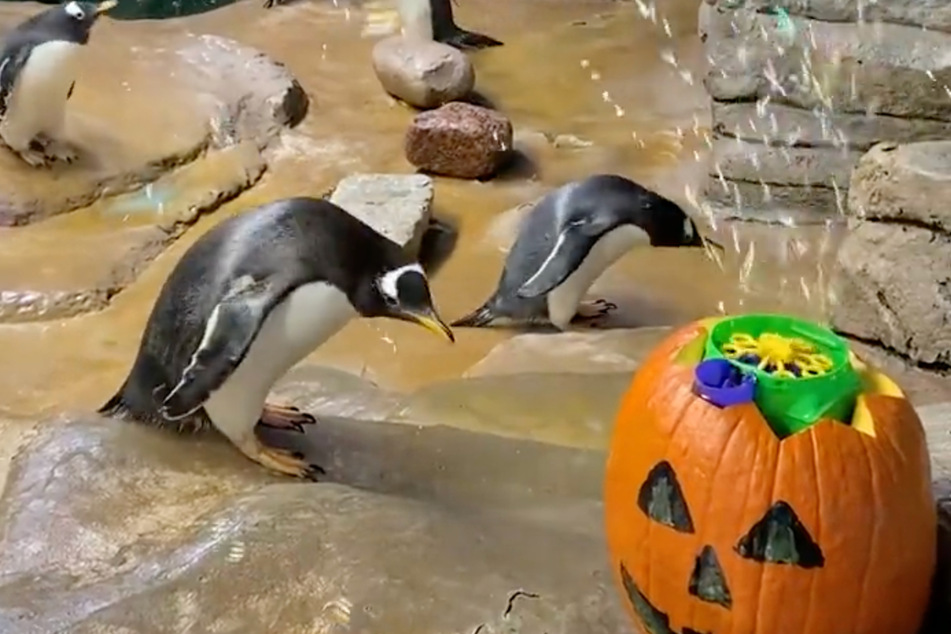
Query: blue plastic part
[{"left": 694, "top": 358, "right": 756, "bottom": 408}]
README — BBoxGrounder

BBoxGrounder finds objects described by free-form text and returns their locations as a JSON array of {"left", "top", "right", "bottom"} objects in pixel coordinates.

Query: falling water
[{"left": 594, "top": 0, "right": 907, "bottom": 324}]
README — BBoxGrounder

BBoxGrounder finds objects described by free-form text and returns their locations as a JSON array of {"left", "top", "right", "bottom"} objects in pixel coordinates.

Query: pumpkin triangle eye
[
  {"left": 734, "top": 501, "right": 825, "bottom": 568},
  {"left": 637, "top": 460, "right": 695, "bottom": 533},
  {"left": 688, "top": 545, "right": 732, "bottom": 608}
]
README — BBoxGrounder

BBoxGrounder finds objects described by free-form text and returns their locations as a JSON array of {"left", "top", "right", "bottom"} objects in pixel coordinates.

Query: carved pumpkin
[{"left": 604, "top": 317, "right": 936, "bottom": 634}]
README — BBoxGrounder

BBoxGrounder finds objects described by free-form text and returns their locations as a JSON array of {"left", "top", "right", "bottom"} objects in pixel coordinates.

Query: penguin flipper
[
  {"left": 516, "top": 225, "right": 593, "bottom": 299},
  {"left": 159, "top": 278, "right": 282, "bottom": 421},
  {"left": 0, "top": 45, "right": 33, "bottom": 119},
  {"left": 450, "top": 302, "right": 498, "bottom": 328},
  {"left": 442, "top": 28, "right": 503, "bottom": 50}
]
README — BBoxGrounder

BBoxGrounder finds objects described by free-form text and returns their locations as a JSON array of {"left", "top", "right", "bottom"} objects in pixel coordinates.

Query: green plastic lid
[{"left": 702, "top": 314, "right": 861, "bottom": 438}]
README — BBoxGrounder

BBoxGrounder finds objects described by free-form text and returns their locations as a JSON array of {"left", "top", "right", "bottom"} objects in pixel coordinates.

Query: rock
[
  {"left": 0, "top": 142, "right": 265, "bottom": 323},
  {"left": 720, "top": 0, "right": 951, "bottom": 34},
  {"left": 329, "top": 173, "right": 434, "bottom": 257},
  {"left": 702, "top": 176, "right": 844, "bottom": 224},
  {"left": 404, "top": 102, "right": 513, "bottom": 179},
  {"left": 371, "top": 36, "right": 475, "bottom": 109},
  {"left": 848, "top": 141, "right": 951, "bottom": 231},
  {"left": 464, "top": 328, "right": 672, "bottom": 378},
  {"left": 176, "top": 34, "right": 310, "bottom": 147},
  {"left": 0, "top": 27, "right": 304, "bottom": 227},
  {"left": 919, "top": 402, "right": 951, "bottom": 630},
  {"left": 701, "top": 5, "right": 951, "bottom": 121},
  {"left": 831, "top": 221, "right": 951, "bottom": 366},
  {"left": 711, "top": 136, "right": 859, "bottom": 188},
  {"left": 0, "top": 415, "right": 626, "bottom": 633},
  {"left": 0, "top": 26, "right": 308, "bottom": 320},
  {"left": 712, "top": 102, "right": 951, "bottom": 152}
]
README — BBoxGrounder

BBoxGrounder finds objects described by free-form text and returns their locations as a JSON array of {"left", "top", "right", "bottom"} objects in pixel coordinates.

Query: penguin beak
[
  {"left": 402, "top": 308, "right": 455, "bottom": 343},
  {"left": 96, "top": 0, "right": 119, "bottom": 14}
]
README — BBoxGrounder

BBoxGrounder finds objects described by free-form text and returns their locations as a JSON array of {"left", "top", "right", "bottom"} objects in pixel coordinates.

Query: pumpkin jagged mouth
[{"left": 620, "top": 563, "right": 708, "bottom": 634}]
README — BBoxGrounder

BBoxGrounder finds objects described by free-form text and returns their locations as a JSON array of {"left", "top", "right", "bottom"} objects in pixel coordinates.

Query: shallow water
[{"left": 0, "top": 0, "right": 840, "bottom": 422}]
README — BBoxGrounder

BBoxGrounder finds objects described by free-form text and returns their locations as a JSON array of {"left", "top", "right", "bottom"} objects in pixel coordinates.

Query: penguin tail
[
  {"left": 450, "top": 303, "right": 498, "bottom": 328},
  {"left": 445, "top": 29, "right": 503, "bottom": 50}
]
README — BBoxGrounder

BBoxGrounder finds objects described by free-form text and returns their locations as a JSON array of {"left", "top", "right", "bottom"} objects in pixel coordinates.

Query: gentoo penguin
[
  {"left": 99, "top": 197, "right": 454, "bottom": 481},
  {"left": 0, "top": 1, "right": 117, "bottom": 167},
  {"left": 452, "top": 174, "right": 715, "bottom": 331}
]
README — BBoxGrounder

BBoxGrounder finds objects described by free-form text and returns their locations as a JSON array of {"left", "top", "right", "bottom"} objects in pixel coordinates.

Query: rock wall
[
  {"left": 699, "top": 0, "right": 951, "bottom": 223},
  {"left": 830, "top": 141, "right": 951, "bottom": 371}
]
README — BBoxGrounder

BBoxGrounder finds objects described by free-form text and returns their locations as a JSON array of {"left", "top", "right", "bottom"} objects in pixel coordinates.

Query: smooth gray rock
[
  {"left": 848, "top": 141, "right": 951, "bottom": 231},
  {"left": 371, "top": 36, "right": 475, "bottom": 109},
  {"left": 712, "top": 102, "right": 951, "bottom": 152},
  {"left": 711, "top": 136, "right": 859, "bottom": 187},
  {"left": 329, "top": 173, "right": 434, "bottom": 256},
  {"left": 0, "top": 415, "right": 625, "bottom": 634},
  {"left": 831, "top": 220, "right": 951, "bottom": 365}
]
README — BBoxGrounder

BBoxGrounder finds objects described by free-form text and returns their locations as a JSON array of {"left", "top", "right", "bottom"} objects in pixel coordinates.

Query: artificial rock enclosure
[{"left": 0, "top": 0, "right": 948, "bottom": 633}]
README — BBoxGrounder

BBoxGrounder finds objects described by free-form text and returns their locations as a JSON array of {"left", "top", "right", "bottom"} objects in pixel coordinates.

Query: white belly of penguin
[
  {"left": 202, "top": 282, "right": 357, "bottom": 443},
  {"left": 0, "top": 41, "right": 82, "bottom": 146},
  {"left": 546, "top": 225, "right": 649, "bottom": 329},
  {"left": 397, "top": 0, "right": 434, "bottom": 40}
]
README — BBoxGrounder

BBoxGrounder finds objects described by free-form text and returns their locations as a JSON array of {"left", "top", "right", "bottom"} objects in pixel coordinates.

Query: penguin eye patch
[{"left": 65, "top": 2, "right": 86, "bottom": 19}]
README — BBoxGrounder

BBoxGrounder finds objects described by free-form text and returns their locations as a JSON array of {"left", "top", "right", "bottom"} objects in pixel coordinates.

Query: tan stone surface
[
  {"left": 371, "top": 35, "right": 475, "bottom": 109},
  {"left": 848, "top": 141, "right": 951, "bottom": 230}
]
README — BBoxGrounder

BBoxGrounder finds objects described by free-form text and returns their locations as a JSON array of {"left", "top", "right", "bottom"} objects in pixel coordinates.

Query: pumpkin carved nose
[{"left": 688, "top": 545, "right": 732, "bottom": 609}]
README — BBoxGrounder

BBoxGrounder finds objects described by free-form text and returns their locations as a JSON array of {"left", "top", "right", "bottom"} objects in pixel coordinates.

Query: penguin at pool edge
[
  {"left": 99, "top": 197, "right": 455, "bottom": 481},
  {"left": 263, "top": 0, "right": 503, "bottom": 50},
  {"left": 451, "top": 174, "right": 721, "bottom": 331},
  {"left": 0, "top": 0, "right": 118, "bottom": 168}
]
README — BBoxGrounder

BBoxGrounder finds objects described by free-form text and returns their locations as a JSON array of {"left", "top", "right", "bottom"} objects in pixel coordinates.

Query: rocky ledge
[
  {"left": 0, "top": 11, "right": 309, "bottom": 322},
  {"left": 0, "top": 327, "right": 948, "bottom": 632},
  {"left": 831, "top": 141, "right": 951, "bottom": 372},
  {"left": 699, "top": 0, "right": 951, "bottom": 223}
]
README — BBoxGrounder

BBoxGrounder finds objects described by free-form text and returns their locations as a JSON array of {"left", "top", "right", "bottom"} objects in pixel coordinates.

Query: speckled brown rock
[{"left": 404, "top": 102, "right": 513, "bottom": 180}]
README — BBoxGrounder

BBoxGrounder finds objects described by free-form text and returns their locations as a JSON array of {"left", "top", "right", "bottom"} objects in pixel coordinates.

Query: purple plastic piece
[{"left": 694, "top": 359, "right": 756, "bottom": 408}]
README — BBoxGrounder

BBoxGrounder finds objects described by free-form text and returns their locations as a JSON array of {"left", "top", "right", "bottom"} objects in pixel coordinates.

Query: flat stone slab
[
  {"left": 711, "top": 102, "right": 951, "bottom": 153},
  {"left": 848, "top": 141, "right": 951, "bottom": 230},
  {"left": 701, "top": 4, "right": 951, "bottom": 121},
  {"left": 718, "top": 0, "right": 951, "bottom": 34},
  {"left": 702, "top": 176, "right": 845, "bottom": 224},
  {"left": 329, "top": 173, "right": 434, "bottom": 256},
  {"left": 0, "top": 143, "right": 265, "bottom": 323},
  {"left": 0, "top": 17, "right": 310, "bottom": 321},
  {"left": 463, "top": 328, "right": 672, "bottom": 378},
  {"left": 0, "top": 416, "right": 625, "bottom": 634},
  {"left": 711, "top": 136, "right": 860, "bottom": 188}
]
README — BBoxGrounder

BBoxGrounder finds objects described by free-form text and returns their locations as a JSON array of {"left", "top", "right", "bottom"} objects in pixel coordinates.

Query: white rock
[
  {"left": 371, "top": 35, "right": 475, "bottom": 109},
  {"left": 329, "top": 173, "right": 433, "bottom": 256}
]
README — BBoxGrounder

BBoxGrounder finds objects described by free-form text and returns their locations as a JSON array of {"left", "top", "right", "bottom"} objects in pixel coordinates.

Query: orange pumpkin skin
[{"left": 604, "top": 320, "right": 936, "bottom": 634}]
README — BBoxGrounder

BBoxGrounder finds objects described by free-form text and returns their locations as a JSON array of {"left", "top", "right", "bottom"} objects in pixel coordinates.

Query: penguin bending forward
[
  {"left": 100, "top": 198, "right": 455, "bottom": 480},
  {"left": 0, "top": 1, "right": 117, "bottom": 167},
  {"left": 452, "top": 174, "right": 713, "bottom": 331}
]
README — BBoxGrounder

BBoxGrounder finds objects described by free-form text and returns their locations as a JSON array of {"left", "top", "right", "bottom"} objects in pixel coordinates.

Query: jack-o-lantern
[{"left": 604, "top": 314, "right": 936, "bottom": 634}]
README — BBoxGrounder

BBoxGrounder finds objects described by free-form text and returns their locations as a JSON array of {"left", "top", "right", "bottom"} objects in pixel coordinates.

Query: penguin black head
[
  {"left": 30, "top": 1, "right": 117, "bottom": 44},
  {"left": 354, "top": 263, "right": 455, "bottom": 343}
]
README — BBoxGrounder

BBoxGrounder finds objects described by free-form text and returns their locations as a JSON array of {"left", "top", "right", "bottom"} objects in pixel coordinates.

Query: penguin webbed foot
[
  {"left": 15, "top": 142, "right": 53, "bottom": 168},
  {"left": 32, "top": 134, "right": 78, "bottom": 164},
  {"left": 258, "top": 401, "right": 316, "bottom": 434},
  {"left": 442, "top": 28, "right": 503, "bottom": 50},
  {"left": 241, "top": 437, "right": 326, "bottom": 481},
  {"left": 572, "top": 299, "right": 618, "bottom": 326}
]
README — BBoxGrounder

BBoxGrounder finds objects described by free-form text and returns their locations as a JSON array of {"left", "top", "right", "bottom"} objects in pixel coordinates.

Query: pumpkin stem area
[{"left": 696, "top": 314, "right": 863, "bottom": 438}]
